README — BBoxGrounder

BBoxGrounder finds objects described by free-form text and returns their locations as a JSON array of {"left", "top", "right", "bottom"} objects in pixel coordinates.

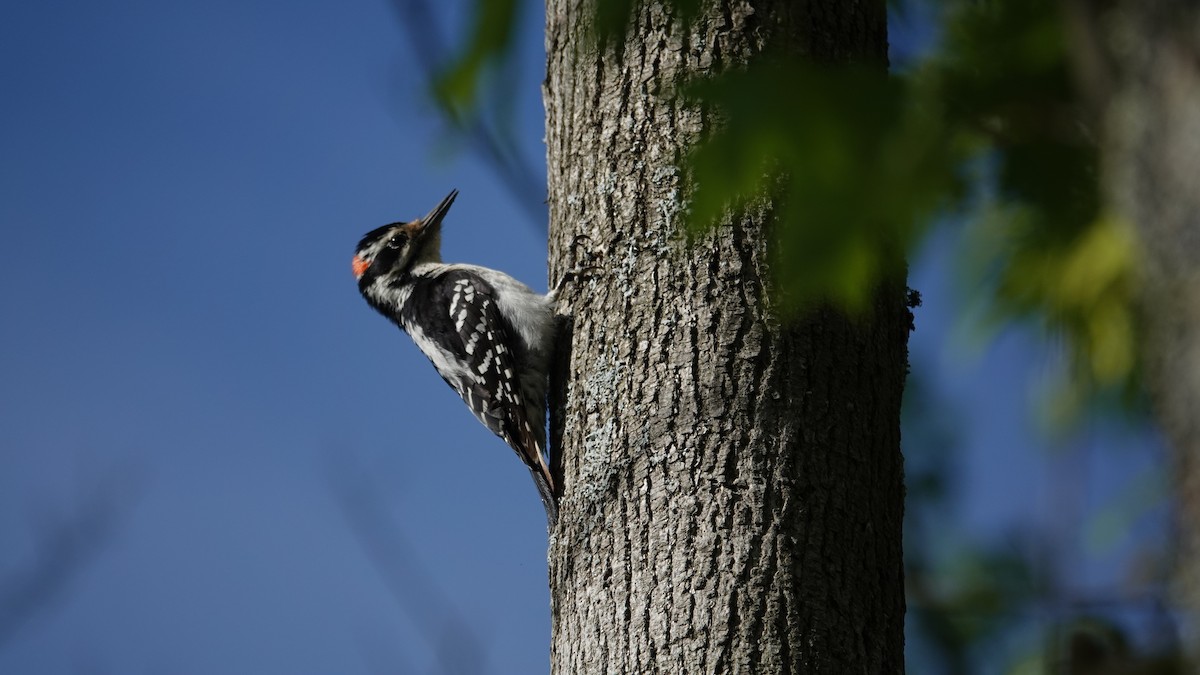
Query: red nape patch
[{"left": 351, "top": 256, "right": 369, "bottom": 278}]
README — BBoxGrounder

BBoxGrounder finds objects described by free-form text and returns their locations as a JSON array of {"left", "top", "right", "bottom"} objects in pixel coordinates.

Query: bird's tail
[{"left": 531, "top": 465, "right": 558, "bottom": 528}]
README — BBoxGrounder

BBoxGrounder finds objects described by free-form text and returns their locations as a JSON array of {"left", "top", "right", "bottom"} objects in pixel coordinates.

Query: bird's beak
[{"left": 412, "top": 189, "right": 459, "bottom": 240}]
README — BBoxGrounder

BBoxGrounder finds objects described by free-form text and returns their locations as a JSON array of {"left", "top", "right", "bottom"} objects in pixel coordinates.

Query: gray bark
[
  {"left": 543, "top": 1, "right": 906, "bottom": 673},
  {"left": 1093, "top": 2, "right": 1200, "bottom": 623}
]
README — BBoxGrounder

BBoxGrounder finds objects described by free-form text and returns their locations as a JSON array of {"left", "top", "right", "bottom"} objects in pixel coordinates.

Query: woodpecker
[{"left": 352, "top": 189, "right": 558, "bottom": 525}]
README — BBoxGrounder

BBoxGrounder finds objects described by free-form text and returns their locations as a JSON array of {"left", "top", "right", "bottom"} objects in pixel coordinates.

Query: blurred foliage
[
  {"left": 1085, "top": 465, "right": 1167, "bottom": 551},
  {"left": 903, "top": 373, "right": 1041, "bottom": 673},
  {"left": 903, "top": 371, "right": 1178, "bottom": 674},
  {"left": 591, "top": 0, "right": 704, "bottom": 46},
  {"left": 421, "top": 1, "right": 1176, "bottom": 672},
  {"left": 679, "top": 0, "right": 1143, "bottom": 415},
  {"left": 1005, "top": 616, "right": 1189, "bottom": 675},
  {"left": 432, "top": 0, "right": 520, "bottom": 118},
  {"left": 681, "top": 62, "right": 963, "bottom": 312},
  {"left": 965, "top": 207, "right": 1144, "bottom": 432},
  {"left": 391, "top": 0, "right": 546, "bottom": 223},
  {"left": 932, "top": 0, "right": 1145, "bottom": 424},
  {"left": 431, "top": 0, "right": 1144, "bottom": 415}
]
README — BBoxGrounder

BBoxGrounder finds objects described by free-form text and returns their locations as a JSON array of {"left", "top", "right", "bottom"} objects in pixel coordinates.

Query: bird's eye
[{"left": 386, "top": 234, "right": 407, "bottom": 250}]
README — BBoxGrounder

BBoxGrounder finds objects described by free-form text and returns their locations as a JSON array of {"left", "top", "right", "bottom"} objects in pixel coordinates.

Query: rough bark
[
  {"left": 1093, "top": 2, "right": 1200, "bottom": 624},
  {"left": 543, "top": 1, "right": 905, "bottom": 673}
]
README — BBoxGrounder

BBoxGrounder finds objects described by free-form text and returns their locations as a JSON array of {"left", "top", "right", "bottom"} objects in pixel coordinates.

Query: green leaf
[
  {"left": 682, "top": 61, "right": 964, "bottom": 313},
  {"left": 434, "top": 0, "right": 520, "bottom": 117}
]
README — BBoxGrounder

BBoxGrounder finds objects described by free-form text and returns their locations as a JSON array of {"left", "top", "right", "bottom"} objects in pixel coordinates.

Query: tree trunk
[
  {"left": 1095, "top": 2, "right": 1200, "bottom": 626},
  {"left": 543, "top": 1, "right": 906, "bottom": 673}
]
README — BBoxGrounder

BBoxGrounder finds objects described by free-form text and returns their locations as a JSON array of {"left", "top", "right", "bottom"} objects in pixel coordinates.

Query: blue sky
[{"left": 0, "top": 1, "right": 1167, "bottom": 673}]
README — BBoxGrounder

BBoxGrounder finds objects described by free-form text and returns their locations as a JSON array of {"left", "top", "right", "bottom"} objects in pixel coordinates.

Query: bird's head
[{"left": 352, "top": 189, "right": 458, "bottom": 284}]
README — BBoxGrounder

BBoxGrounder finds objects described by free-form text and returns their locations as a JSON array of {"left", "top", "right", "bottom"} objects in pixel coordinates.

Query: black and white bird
[{"left": 351, "top": 190, "right": 558, "bottom": 524}]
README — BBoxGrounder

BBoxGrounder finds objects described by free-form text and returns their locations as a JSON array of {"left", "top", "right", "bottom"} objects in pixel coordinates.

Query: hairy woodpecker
[{"left": 352, "top": 190, "right": 558, "bottom": 524}]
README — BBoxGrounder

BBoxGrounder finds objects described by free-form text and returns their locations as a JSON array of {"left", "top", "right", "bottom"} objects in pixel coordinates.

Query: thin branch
[
  {"left": 0, "top": 468, "right": 145, "bottom": 648},
  {"left": 326, "top": 451, "right": 486, "bottom": 675}
]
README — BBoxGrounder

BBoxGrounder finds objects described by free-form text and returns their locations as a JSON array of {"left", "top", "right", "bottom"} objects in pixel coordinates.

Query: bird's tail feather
[{"left": 531, "top": 467, "right": 558, "bottom": 528}]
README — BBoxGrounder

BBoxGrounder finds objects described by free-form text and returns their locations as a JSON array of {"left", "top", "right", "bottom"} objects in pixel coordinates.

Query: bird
[{"left": 351, "top": 189, "right": 559, "bottom": 525}]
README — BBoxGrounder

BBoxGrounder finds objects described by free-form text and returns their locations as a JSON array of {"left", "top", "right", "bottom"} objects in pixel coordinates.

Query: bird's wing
[{"left": 400, "top": 271, "right": 552, "bottom": 491}]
